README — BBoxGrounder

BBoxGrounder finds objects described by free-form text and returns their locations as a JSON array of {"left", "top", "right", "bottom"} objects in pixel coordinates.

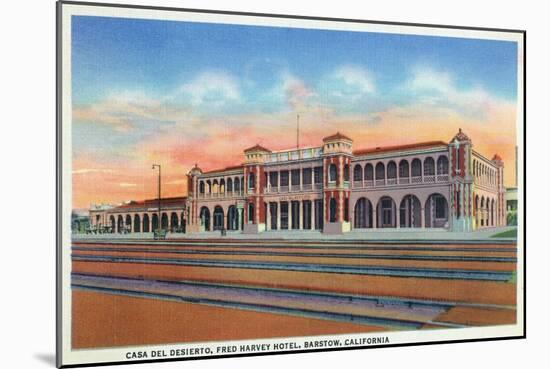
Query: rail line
[
  {"left": 72, "top": 254, "right": 514, "bottom": 281},
  {"left": 73, "top": 238, "right": 516, "bottom": 245},
  {"left": 72, "top": 272, "right": 515, "bottom": 310},
  {"left": 72, "top": 246, "right": 516, "bottom": 263},
  {"left": 72, "top": 273, "right": 472, "bottom": 330},
  {"left": 72, "top": 241, "right": 516, "bottom": 253}
]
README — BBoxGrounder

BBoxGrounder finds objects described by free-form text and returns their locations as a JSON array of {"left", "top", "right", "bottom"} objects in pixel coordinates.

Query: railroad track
[
  {"left": 72, "top": 254, "right": 514, "bottom": 281},
  {"left": 73, "top": 238, "right": 516, "bottom": 245},
  {"left": 73, "top": 241, "right": 517, "bottom": 253},
  {"left": 71, "top": 273, "right": 470, "bottom": 330},
  {"left": 72, "top": 246, "right": 516, "bottom": 262}
]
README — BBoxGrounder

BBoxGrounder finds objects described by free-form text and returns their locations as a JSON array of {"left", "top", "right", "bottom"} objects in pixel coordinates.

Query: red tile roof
[
  {"left": 113, "top": 196, "right": 187, "bottom": 210},
  {"left": 353, "top": 141, "right": 448, "bottom": 156},
  {"left": 323, "top": 132, "right": 353, "bottom": 142},
  {"left": 492, "top": 154, "right": 503, "bottom": 161}
]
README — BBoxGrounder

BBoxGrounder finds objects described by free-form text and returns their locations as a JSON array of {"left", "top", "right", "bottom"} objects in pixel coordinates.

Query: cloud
[
  {"left": 403, "top": 66, "right": 513, "bottom": 120},
  {"left": 408, "top": 67, "right": 453, "bottom": 93},
  {"left": 332, "top": 65, "right": 376, "bottom": 98},
  {"left": 73, "top": 91, "right": 192, "bottom": 133},
  {"left": 317, "top": 65, "right": 377, "bottom": 113},
  {"left": 174, "top": 70, "right": 241, "bottom": 108},
  {"left": 72, "top": 168, "right": 115, "bottom": 175},
  {"left": 71, "top": 66, "right": 518, "bottom": 209},
  {"left": 281, "top": 73, "right": 317, "bottom": 111}
]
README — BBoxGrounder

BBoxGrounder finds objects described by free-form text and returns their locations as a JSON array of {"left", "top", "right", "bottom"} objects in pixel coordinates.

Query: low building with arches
[
  {"left": 88, "top": 197, "right": 187, "bottom": 234},
  {"left": 88, "top": 129, "right": 505, "bottom": 235}
]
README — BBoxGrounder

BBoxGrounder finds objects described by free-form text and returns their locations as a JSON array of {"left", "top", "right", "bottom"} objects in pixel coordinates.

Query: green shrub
[{"left": 507, "top": 211, "right": 517, "bottom": 226}]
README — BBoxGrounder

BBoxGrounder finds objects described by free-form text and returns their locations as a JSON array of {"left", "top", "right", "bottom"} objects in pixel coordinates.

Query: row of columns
[
  {"left": 263, "top": 200, "right": 321, "bottom": 231},
  {"left": 473, "top": 161, "right": 497, "bottom": 188},
  {"left": 106, "top": 212, "right": 185, "bottom": 233},
  {"left": 265, "top": 168, "right": 322, "bottom": 192},
  {"left": 475, "top": 199, "right": 497, "bottom": 228},
  {"left": 199, "top": 176, "right": 245, "bottom": 197},
  {"left": 353, "top": 205, "right": 427, "bottom": 229}
]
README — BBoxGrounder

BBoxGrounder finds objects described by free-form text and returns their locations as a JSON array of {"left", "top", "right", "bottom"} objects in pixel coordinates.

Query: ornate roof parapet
[
  {"left": 322, "top": 131, "right": 353, "bottom": 155},
  {"left": 322, "top": 132, "right": 353, "bottom": 143},
  {"left": 244, "top": 143, "right": 271, "bottom": 164},
  {"left": 492, "top": 153, "right": 504, "bottom": 166},
  {"left": 450, "top": 128, "right": 472, "bottom": 144},
  {"left": 187, "top": 163, "right": 203, "bottom": 176}
]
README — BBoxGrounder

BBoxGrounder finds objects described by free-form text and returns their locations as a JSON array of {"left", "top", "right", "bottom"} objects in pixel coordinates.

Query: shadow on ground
[{"left": 34, "top": 353, "right": 55, "bottom": 367}]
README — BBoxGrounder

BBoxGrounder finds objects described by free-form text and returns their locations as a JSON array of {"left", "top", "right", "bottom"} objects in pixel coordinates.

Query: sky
[{"left": 71, "top": 15, "right": 519, "bottom": 209}]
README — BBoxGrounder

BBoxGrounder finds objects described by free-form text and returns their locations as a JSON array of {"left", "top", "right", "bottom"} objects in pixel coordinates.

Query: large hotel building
[{"left": 89, "top": 129, "right": 506, "bottom": 235}]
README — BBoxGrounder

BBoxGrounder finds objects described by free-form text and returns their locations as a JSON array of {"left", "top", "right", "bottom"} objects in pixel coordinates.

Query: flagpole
[{"left": 296, "top": 114, "right": 300, "bottom": 150}]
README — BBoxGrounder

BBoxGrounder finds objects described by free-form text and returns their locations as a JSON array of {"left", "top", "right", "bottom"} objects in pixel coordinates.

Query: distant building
[
  {"left": 89, "top": 129, "right": 506, "bottom": 235},
  {"left": 71, "top": 209, "right": 90, "bottom": 234},
  {"left": 505, "top": 187, "right": 518, "bottom": 225},
  {"left": 89, "top": 199, "right": 186, "bottom": 234}
]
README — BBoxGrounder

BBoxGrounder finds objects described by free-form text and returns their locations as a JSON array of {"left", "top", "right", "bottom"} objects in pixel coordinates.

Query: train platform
[{"left": 72, "top": 226, "right": 517, "bottom": 242}]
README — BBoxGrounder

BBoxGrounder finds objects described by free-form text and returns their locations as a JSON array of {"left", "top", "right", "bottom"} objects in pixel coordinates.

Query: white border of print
[{"left": 58, "top": 2, "right": 525, "bottom": 367}]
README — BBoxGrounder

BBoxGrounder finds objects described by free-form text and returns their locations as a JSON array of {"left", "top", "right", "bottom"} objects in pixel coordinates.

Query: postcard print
[{"left": 57, "top": 2, "right": 525, "bottom": 367}]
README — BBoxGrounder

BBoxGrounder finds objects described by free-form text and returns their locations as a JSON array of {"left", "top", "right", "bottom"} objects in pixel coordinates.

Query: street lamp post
[{"left": 152, "top": 164, "right": 161, "bottom": 234}]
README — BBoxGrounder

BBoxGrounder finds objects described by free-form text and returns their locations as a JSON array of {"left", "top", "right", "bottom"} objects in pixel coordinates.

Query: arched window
[
  {"left": 110, "top": 215, "right": 116, "bottom": 232},
  {"left": 117, "top": 215, "right": 124, "bottom": 233},
  {"left": 170, "top": 212, "right": 179, "bottom": 231},
  {"left": 387, "top": 161, "right": 397, "bottom": 179},
  {"left": 411, "top": 158, "right": 422, "bottom": 177},
  {"left": 329, "top": 198, "right": 337, "bottom": 222},
  {"left": 344, "top": 197, "right": 349, "bottom": 222},
  {"left": 134, "top": 214, "right": 141, "bottom": 233},
  {"left": 125, "top": 214, "right": 132, "bottom": 231},
  {"left": 234, "top": 177, "right": 240, "bottom": 192},
  {"left": 365, "top": 164, "right": 374, "bottom": 181},
  {"left": 437, "top": 156, "right": 449, "bottom": 175},
  {"left": 248, "top": 202, "right": 255, "bottom": 223},
  {"left": 142, "top": 214, "right": 149, "bottom": 232},
  {"left": 329, "top": 164, "right": 337, "bottom": 182},
  {"left": 425, "top": 194, "right": 449, "bottom": 228},
  {"left": 227, "top": 205, "right": 238, "bottom": 230},
  {"left": 399, "top": 160, "right": 409, "bottom": 178},
  {"left": 354, "top": 198, "right": 372, "bottom": 228},
  {"left": 227, "top": 178, "right": 233, "bottom": 192},
  {"left": 199, "top": 181, "right": 205, "bottom": 194},
  {"left": 353, "top": 164, "right": 363, "bottom": 182},
  {"left": 399, "top": 195, "right": 421, "bottom": 228},
  {"left": 375, "top": 163, "right": 385, "bottom": 180},
  {"left": 200, "top": 207, "right": 210, "bottom": 231},
  {"left": 424, "top": 157, "right": 435, "bottom": 176},
  {"left": 248, "top": 173, "right": 255, "bottom": 189},
  {"left": 377, "top": 197, "right": 396, "bottom": 228},
  {"left": 152, "top": 214, "right": 159, "bottom": 232},
  {"left": 343, "top": 164, "right": 349, "bottom": 182},
  {"left": 213, "top": 206, "right": 224, "bottom": 231},
  {"left": 161, "top": 213, "right": 169, "bottom": 230}
]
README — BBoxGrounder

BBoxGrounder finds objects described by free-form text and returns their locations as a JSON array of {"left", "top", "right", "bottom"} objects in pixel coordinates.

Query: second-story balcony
[
  {"left": 197, "top": 190, "right": 245, "bottom": 199},
  {"left": 353, "top": 173, "right": 450, "bottom": 189},
  {"left": 264, "top": 182, "right": 322, "bottom": 194}
]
